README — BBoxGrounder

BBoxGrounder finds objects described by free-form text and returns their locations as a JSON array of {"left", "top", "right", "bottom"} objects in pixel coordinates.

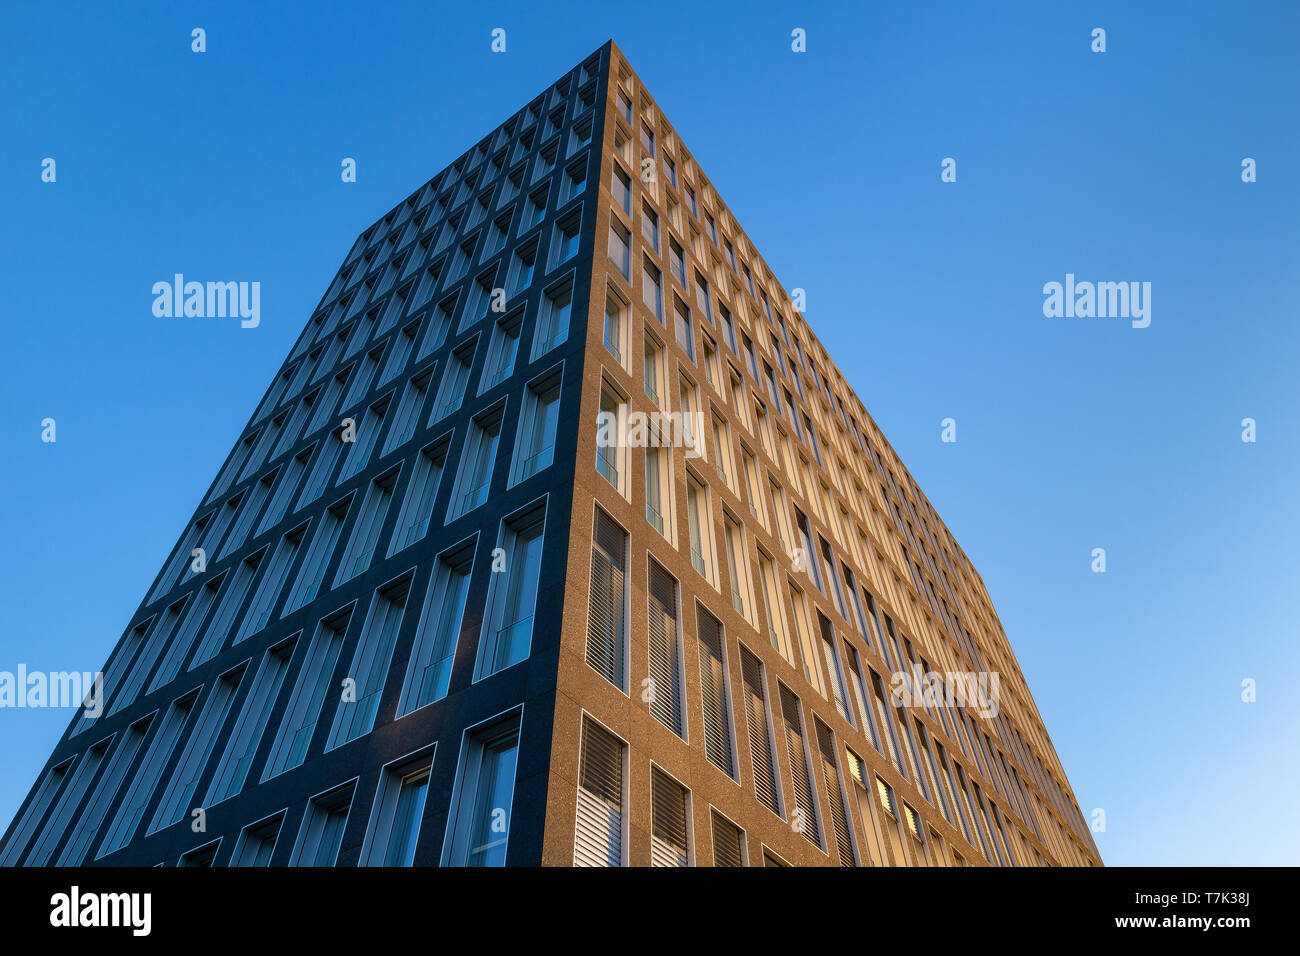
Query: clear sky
[{"left": 2, "top": 0, "right": 1297, "bottom": 866}]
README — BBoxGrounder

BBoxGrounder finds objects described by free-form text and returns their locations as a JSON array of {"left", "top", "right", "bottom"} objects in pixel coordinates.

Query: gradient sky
[{"left": 2, "top": 0, "right": 1297, "bottom": 866}]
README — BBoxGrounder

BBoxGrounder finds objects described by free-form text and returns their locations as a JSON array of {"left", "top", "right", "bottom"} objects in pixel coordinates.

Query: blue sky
[{"left": 2, "top": 0, "right": 1297, "bottom": 866}]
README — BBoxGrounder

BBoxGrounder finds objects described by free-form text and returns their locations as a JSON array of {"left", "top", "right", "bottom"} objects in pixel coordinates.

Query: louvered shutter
[
  {"left": 876, "top": 776, "right": 896, "bottom": 818},
  {"left": 696, "top": 606, "right": 735, "bottom": 779},
  {"left": 710, "top": 809, "right": 744, "bottom": 867},
  {"left": 650, "top": 767, "right": 689, "bottom": 867},
  {"left": 740, "top": 648, "right": 780, "bottom": 813},
  {"left": 574, "top": 718, "right": 624, "bottom": 866},
  {"left": 646, "top": 562, "right": 683, "bottom": 736},
  {"left": 818, "top": 615, "right": 850, "bottom": 721},
  {"left": 844, "top": 747, "right": 865, "bottom": 787},
  {"left": 903, "top": 802, "right": 921, "bottom": 840},
  {"left": 779, "top": 686, "right": 822, "bottom": 848},
  {"left": 586, "top": 511, "right": 626, "bottom": 688},
  {"left": 843, "top": 746, "right": 888, "bottom": 867},
  {"left": 816, "top": 720, "right": 857, "bottom": 866}
]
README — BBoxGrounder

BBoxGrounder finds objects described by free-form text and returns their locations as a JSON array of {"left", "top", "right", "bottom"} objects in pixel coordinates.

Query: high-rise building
[{"left": 1, "top": 41, "right": 1100, "bottom": 867}]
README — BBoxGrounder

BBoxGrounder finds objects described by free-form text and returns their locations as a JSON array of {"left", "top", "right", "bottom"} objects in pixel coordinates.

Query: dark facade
[{"left": 2, "top": 41, "right": 1101, "bottom": 867}]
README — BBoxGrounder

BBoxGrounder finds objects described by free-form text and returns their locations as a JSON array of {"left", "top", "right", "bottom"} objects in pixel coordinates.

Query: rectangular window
[
  {"left": 381, "top": 370, "right": 431, "bottom": 455},
  {"left": 596, "top": 387, "right": 625, "bottom": 492},
  {"left": 740, "top": 646, "right": 781, "bottom": 815},
  {"left": 289, "top": 782, "right": 355, "bottom": 866},
  {"left": 511, "top": 368, "right": 561, "bottom": 485},
  {"left": 641, "top": 258, "right": 663, "bottom": 320},
  {"left": 191, "top": 551, "right": 262, "bottom": 667},
  {"left": 532, "top": 281, "right": 572, "bottom": 359},
  {"left": 142, "top": 594, "right": 204, "bottom": 697},
  {"left": 100, "top": 622, "right": 164, "bottom": 718},
  {"left": 643, "top": 336, "right": 664, "bottom": 405},
  {"left": 869, "top": 668, "right": 907, "bottom": 778},
  {"left": 479, "top": 310, "right": 523, "bottom": 392},
  {"left": 644, "top": 443, "right": 670, "bottom": 536},
  {"left": 640, "top": 122, "right": 656, "bottom": 158},
  {"left": 98, "top": 692, "right": 196, "bottom": 858},
  {"left": 741, "top": 447, "right": 764, "bottom": 527},
  {"left": 178, "top": 840, "right": 219, "bottom": 867},
  {"left": 610, "top": 164, "right": 631, "bottom": 213},
  {"left": 603, "top": 288, "right": 627, "bottom": 363},
  {"left": 218, "top": 476, "right": 273, "bottom": 561},
  {"left": 562, "top": 159, "right": 587, "bottom": 204},
  {"left": 817, "top": 612, "right": 854, "bottom": 726},
  {"left": 523, "top": 187, "right": 547, "bottom": 230},
  {"left": 650, "top": 767, "right": 690, "bottom": 867},
  {"left": 758, "top": 551, "right": 794, "bottom": 666},
  {"left": 607, "top": 216, "right": 631, "bottom": 279},
  {"left": 411, "top": 294, "right": 452, "bottom": 361},
  {"left": 149, "top": 669, "right": 242, "bottom": 834},
  {"left": 712, "top": 416, "right": 734, "bottom": 490},
  {"left": 360, "top": 760, "right": 431, "bottom": 866},
  {"left": 430, "top": 338, "right": 476, "bottom": 423},
  {"left": 443, "top": 718, "right": 520, "bottom": 866},
  {"left": 448, "top": 404, "right": 504, "bottom": 520},
  {"left": 722, "top": 513, "right": 751, "bottom": 621},
  {"left": 7, "top": 754, "right": 83, "bottom": 867},
  {"left": 574, "top": 717, "right": 625, "bottom": 866},
  {"left": 231, "top": 812, "right": 284, "bottom": 867},
  {"left": 338, "top": 347, "right": 385, "bottom": 422},
  {"left": 719, "top": 303, "right": 737, "bottom": 353},
  {"left": 778, "top": 685, "right": 823, "bottom": 851},
  {"left": 814, "top": 719, "right": 857, "bottom": 866},
  {"left": 668, "top": 238, "right": 686, "bottom": 287},
  {"left": 696, "top": 604, "right": 736, "bottom": 780},
  {"left": 462, "top": 269, "right": 501, "bottom": 331},
  {"left": 231, "top": 528, "right": 304, "bottom": 647},
  {"left": 641, "top": 201, "right": 659, "bottom": 252},
  {"left": 710, "top": 809, "right": 745, "bottom": 867},
  {"left": 795, "top": 509, "right": 823, "bottom": 592},
  {"left": 586, "top": 509, "right": 628, "bottom": 691},
  {"left": 476, "top": 502, "right": 545, "bottom": 679},
  {"left": 56, "top": 721, "right": 148, "bottom": 865},
  {"left": 283, "top": 496, "right": 350, "bottom": 614},
  {"left": 327, "top": 578, "right": 410, "bottom": 750},
  {"left": 685, "top": 472, "right": 713, "bottom": 583},
  {"left": 673, "top": 297, "right": 694, "bottom": 361},
  {"left": 398, "top": 539, "right": 475, "bottom": 714},
  {"left": 787, "top": 582, "right": 825, "bottom": 696},
  {"left": 694, "top": 271, "right": 713, "bottom": 323},
  {"left": 842, "top": 748, "right": 891, "bottom": 866},
  {"left": 646, "top": 559, "right": 684, "bottom": 738},
  {"left": 334, "top": 468, "right": 398, "bottom": 585},
  {"left": 389, "top": 435, "right": 449, "bottom": 553},
  {"left": 206, "top": 637, "right": 296, "bottom": 805}
]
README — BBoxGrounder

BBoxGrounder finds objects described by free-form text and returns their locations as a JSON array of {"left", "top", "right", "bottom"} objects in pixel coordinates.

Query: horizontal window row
[
  {"left": 582, "top": 500, "right": 1066, "bottom": 866},
  {"left": 21, "top": 503, "right": 554, "bottom": 864}
]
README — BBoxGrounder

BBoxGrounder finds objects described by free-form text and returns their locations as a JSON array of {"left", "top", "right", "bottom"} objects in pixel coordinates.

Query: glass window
[
  {"left": 398, "top": 541, "right": 474, "bottom": 714},
  {"left": 444, "top": 723, "right": 520, "bottom": 866},
  {"left": 476, "top": 505, "right": 545, "bottom": 679},
  {"left": 362, "top": 765, "right": 430, "bottom": 866}
]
